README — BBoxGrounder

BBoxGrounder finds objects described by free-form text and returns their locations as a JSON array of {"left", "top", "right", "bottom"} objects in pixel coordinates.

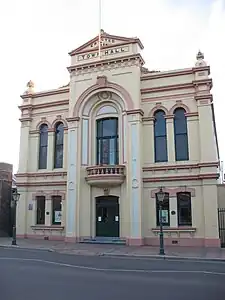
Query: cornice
[{"left": 20, "top": 87, "right": 69, "bottom": 100}]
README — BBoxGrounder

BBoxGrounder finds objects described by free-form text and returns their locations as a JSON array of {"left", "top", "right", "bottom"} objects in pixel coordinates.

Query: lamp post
[
  {"left": 11, "top": 190, "right": 20, "bottom": 246},
  {"left": 157, "top": 187, "right": 165, "bottom": 255}
]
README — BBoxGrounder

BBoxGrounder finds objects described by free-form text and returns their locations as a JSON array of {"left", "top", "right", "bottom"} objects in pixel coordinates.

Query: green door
[{"left": 96, "top": 196, "right": 119, "bottom": 238}]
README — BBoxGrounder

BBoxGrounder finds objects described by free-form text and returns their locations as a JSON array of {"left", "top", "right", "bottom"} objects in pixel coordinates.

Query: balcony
[{"left": 86, "top": 165, "right": 125, "bottom": 187}]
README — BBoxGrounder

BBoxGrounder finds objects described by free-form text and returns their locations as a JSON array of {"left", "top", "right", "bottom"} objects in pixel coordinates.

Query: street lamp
[
  {"left": 157, "top": 187, "right": 165, "bottom": 255},
  {"left": 11, "top": 190, "right": 20, "bottom": 246}
]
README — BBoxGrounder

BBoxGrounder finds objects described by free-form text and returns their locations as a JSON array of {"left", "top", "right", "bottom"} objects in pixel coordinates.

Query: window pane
[
  {"left": 54, "top": 145, "right": 63, "bottom": 168},
  {"left": 154, "top": 111, "right": 166, "bottom": 137},
  {"left": 39, "top": 146, "right": 47, "bottom": 169},
  {"left": 52, "top": 196, "right": 62, "bottom": 225},
  {"left": 177, "top": 192, "right": 192, "bottom": 226},
  {"left": 96, "top": 118, "right": 118, "bottom": 165},
  {"left": 155, "top": 136, "right": 168, "bottom": 162},
  {"left": 55, "top": 123, "right": 64, "bottom": 145},
  {"left": 102, "top": 119, "right": 117, "bottom": 137},
  {"left": 156, "top": 193, "right": 170, "bottom": 226},
  {"left": 36, "top": 196, "right": 45, "bottom": 225},
  {"left": 175, "top": 134, "right": 189, "bottom": 161}
]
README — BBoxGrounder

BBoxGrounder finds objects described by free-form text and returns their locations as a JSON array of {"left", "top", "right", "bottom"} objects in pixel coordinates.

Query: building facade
[{"left": 16, "top": 31, "right": 220, "bottom": 247}]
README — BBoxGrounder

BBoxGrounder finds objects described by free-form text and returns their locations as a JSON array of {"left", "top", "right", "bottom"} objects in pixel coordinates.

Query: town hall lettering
[{"left": 78, "top": 46, "right": 129, "bottom": 61}]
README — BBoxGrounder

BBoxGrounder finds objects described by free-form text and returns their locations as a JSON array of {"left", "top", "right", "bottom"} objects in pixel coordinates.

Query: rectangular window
[
  {"left": 52, "top": 196, "right": 62, "bottom": 225},
  {"left": 155, "top": 136, "right": 168, "bottom": 162},
  {"left": 156, "top": 192, "right": 170, "bottom": 226},
  {"left": 36, "top": 196, "right": 45, "bottom": 225},
  {"left": 177, "top": 192, "right": 192, "bottom": 226}
]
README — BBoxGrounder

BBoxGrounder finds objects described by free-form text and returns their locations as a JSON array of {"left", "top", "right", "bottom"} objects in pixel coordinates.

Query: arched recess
[
  {"left": 81, "top": 91, "right": 126, "bottom": 166},
  {"left": 52, "top": 118, "right": 68, "bottom": 129},
  {"left": 36, "top": 119, "right": 51, "bottom": 130},
  {"left": 169, "top": 103, "right": 190, "bottom": 115},
  {"left": 73, "top": 77, "right": 133, "bottom": 117},
  {"left": 149, "top": 105, "right": 169, "bottom": 117}
]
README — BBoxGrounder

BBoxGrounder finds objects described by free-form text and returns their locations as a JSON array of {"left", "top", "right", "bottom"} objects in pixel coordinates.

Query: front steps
[{"left": 80, "top": 237, "right": 126, "bottom": 245}]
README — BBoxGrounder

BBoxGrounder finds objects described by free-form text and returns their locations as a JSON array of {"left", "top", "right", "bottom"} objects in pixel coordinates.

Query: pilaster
[
  {"left": 186, "top": 114, "right": 200, "bottom": 162},
  {"left": 47, "top": 130, "right": 54, "bottom": 170},
  {"left": 65, "top": 117, "right": 79, "bottom": 241},
  {"left": 142, "top": 117, "right": 154, "bottom": 164},
  {"left": 127, "top": 111, "right": 143, "bottom": 245},
  {"left": 196, "top": 95, "right": 218, "bottom": 163},
  {"left": 18, "top": 118, "right": 32, "bottom": 173},
  {"left": 165, "top": 115, "right": 175, "bottom": 162}
]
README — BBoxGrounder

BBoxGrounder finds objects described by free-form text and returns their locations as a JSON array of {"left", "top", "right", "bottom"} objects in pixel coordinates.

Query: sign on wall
[{"left": 78, "top": 46, "right": 129, "bottom": 61}]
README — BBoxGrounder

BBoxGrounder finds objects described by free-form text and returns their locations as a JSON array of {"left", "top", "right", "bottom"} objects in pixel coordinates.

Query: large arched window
[
  {"left": 96, "top": 117, "right": 118, "bottom": 165},
  {"left": 154, "top": 110, "right": 168, "bottom": 162},
  {"left": 174, "top": 108, "right": 189, "bottom": 161},
  {"left": 38, "top": 124, "right": 48, "bottom": 169},
  {"left": 54, "top": 122, "right": 64, "bottom": 168}
]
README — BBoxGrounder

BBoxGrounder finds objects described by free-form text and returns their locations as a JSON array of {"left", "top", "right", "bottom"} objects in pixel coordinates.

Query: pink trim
[
  {"left": 143, "top": 162, "right": 219, "bottom": 172},
  {"left": 149, "top": 105, "right": 169, "bottom": 117},
  {"left": 204, "top": 238, "right": 221, "bottom": 247},
  {"left": 32, "top": 191, "right": 66, "bottom": 201},
  {"left": 17, "top": 234, "right": 64, "bottom": 241},
  {"left": 52, "top": 116, "right": 68, "bottom": 129},
  {"left": 143, "top": 173, "right": 219, "bottom": 183},
  {"left": 21, "top": 87, "right": 69, "bottom": 100},
  {"left": 36, "top": 118, "right": 51, "bottom": 130},
  {"left": 150, "top": 187, "right": 196, "bottom": 198},
  {"left": 141, "top": 83, "right": 193, "bottom": 94},
  {"left": 144, "top": 237, "right": 220, "bottom": 248},
  {"left": 142, "top": 92, "right": 195, "bottom": 103},
  {"left": 140, "top": 66, "right": 210, "bottom": 81},
  {"left": 169, "top": 103, "right": 190, "bottom": 114},
  {"left": 126, "top": 238, "right": 144, "bottom": 246},
  {"left": 73, "top": 76, "right": 134, "bottom": 116},
  {"left": 64, "top": 237, "right": 77, "bottom": 243}
]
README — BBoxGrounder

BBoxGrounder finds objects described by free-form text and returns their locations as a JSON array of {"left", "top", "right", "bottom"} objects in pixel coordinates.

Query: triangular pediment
[{"left": 69, "top": 30, "right": 144, "bottom": 56}]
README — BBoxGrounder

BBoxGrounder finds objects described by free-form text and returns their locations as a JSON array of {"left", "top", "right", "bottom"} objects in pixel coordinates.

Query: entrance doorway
[{"left": 96, "top": 196, "right": 119, "bottom": 238}]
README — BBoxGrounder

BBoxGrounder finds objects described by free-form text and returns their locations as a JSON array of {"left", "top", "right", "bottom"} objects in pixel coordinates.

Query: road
[{"left": 0, "top": 247, "right": 224, "bottom": 300}]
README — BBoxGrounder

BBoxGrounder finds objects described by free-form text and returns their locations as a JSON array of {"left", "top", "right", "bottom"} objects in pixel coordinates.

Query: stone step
[{"left": 80, "top": 238, "right": 126, "bottom": 245}]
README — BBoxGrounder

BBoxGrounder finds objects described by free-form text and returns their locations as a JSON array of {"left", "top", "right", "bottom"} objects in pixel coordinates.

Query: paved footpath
[{"left": 0, "top": 237, "right": 225, "bottom": 261}]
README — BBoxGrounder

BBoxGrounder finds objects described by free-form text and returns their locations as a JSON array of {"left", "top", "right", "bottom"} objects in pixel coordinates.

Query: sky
[{"left": 0, "top": 0, "right": 224, "bottom": 173}]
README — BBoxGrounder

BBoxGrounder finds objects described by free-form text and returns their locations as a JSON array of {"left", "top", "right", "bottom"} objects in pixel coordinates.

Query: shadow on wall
[{"left": 0, "top": 162, "right": 13, "bottom": 237}]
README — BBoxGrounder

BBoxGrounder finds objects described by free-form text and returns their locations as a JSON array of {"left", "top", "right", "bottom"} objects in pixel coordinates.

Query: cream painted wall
[{"left": 17, "top": 36, "right": 220, "bottom": 246}]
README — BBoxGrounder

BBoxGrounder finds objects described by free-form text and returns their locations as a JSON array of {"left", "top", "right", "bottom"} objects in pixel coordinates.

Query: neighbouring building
[
  {"left": 16, "top": 30, "right": 221, "bottom": 247},
  {"left": 0, "top": 162, "right": 13, "bottom": 236}
]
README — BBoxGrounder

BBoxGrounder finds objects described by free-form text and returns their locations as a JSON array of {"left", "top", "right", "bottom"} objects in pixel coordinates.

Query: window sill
[
  {"left": 31, "top": 225, "right": 64, "bottom": 231},
  {"left": 152, "top": 227, "right": 196, "bottom": 233}
]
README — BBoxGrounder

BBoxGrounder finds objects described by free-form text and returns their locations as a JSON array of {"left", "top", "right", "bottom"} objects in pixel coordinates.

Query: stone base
[
  {"left": 144, "top": 237, "right": 221, "bottom": 248},
  {"left": 126, "top": 238, "right": 144, "bottom": 246}
]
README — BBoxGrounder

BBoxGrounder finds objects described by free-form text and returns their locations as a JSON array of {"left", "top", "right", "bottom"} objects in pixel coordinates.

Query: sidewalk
[{"left": 0, "top": 237, "right": 225, "bottom": 261}]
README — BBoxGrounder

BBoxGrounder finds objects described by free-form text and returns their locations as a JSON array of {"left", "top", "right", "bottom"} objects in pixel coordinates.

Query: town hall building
[{"left": 16, "top": 30, "right": 220, "bottom": 247}]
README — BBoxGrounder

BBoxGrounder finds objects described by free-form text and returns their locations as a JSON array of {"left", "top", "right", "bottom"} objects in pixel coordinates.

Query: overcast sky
[{"left": 0, "top": 0, "right": 224, "bottom": 173}]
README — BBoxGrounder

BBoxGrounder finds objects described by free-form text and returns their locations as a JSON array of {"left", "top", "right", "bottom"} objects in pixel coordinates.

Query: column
[
  {"left": 47, "top": 130, "right": 54, "bottom": 170},
  {"left": 65, "top": 118, "right": 79, "bottom": 242},
  {"left": 45, "top": 198, "right": 52, "bottom": 226},
  {"left": 165, "top": 116, "right": 175, "bottom": 163},
  {"left": 169, "top": 197, "right": 177, "bottom": 227},
  {"left": 128, "top": 112, "right": 143, "bottom": 245}
]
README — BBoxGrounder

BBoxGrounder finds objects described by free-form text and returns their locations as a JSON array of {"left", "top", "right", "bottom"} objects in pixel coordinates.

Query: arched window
[
  {"left": 154, "top": 110, "right": 168, "bottom": 162},
  {"left": 96, "top": 117, "right": 118, "bottom": 165},
  {"left": 54, "top": 122, "right": 64, "bottom": 168},
  {"left": 38, "top": 124, "right": 48, "bottom": 169},
  {"left": 174, "top": 108, "right": 189, "bottom": 161}
]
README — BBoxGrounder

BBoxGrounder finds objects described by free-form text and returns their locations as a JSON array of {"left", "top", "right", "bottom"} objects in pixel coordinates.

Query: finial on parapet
[
  {"left": 195, "top": 50, "right": 207, "bottom": 67},
  {"left": 24, "top": 80, "right": 35, "bottom": 94}
]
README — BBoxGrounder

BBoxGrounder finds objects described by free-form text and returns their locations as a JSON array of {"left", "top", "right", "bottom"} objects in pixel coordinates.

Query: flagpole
[{"left": 98, "top": 0, "right": 102, "bottom": 59}]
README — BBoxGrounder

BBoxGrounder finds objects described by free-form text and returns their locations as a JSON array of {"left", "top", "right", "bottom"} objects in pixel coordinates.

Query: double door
[{"left": 96, "top": 196, "right": 119, "bottom": 238}]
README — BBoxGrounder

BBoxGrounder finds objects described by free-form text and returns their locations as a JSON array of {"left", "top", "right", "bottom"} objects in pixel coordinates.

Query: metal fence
[{"left": 218, "top": 208, "right": 225, "bottom": 248}]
